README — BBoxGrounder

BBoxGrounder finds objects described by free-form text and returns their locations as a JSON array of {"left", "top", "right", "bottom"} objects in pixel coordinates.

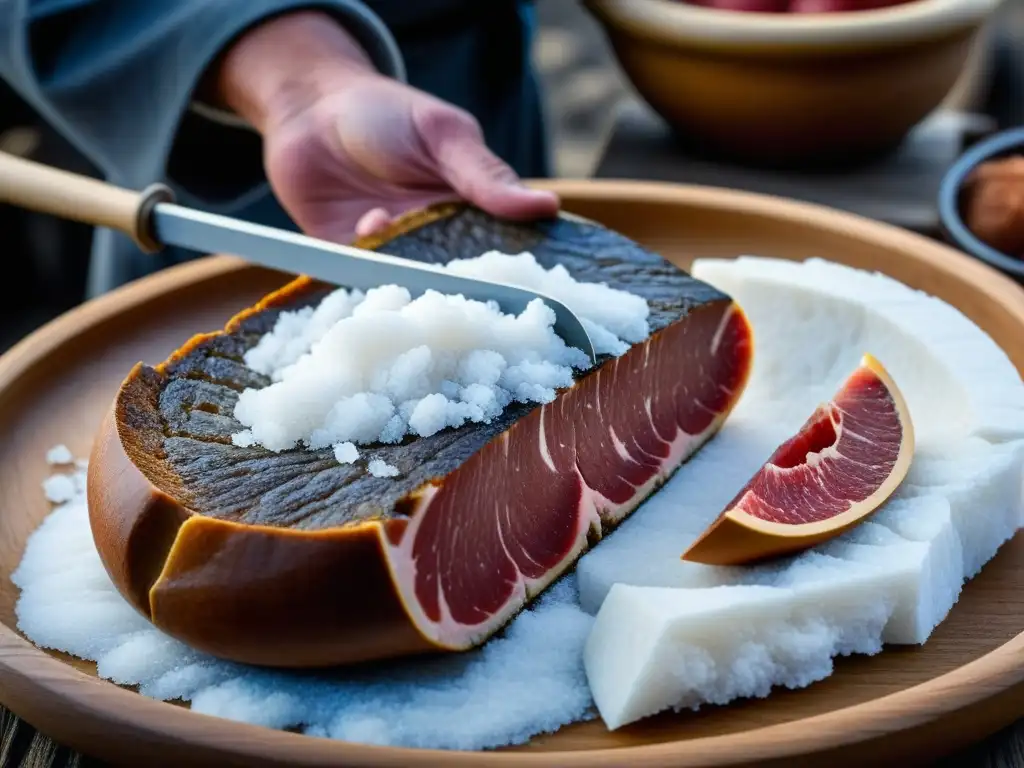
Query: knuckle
[{"left": 416, "top": 102, "right": 481, "bottom": 142}]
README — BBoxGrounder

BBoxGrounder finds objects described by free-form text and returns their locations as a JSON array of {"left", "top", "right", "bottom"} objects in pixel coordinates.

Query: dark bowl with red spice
[{"left": 938, "top": 127, "right": 1024, "bottom": 282}]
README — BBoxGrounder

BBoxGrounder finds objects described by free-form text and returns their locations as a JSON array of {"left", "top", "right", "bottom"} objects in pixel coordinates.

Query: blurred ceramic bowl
[
  {"left": 585, "top": 0, "right": 1001, "bottom": 166},
  {"left": 938, "top": 127, "right": 1024, "bottom": 281}
]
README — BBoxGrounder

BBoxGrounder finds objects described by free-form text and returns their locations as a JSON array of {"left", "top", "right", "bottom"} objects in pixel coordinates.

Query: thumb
[{"left": 417, "top": 106, "right": 559, "bottom": 220}]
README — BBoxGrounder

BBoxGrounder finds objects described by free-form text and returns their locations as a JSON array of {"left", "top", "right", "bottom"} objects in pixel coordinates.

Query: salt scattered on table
[
  {"left": 45, "top": 444, "right": 73, "bottom": 466},
  {"left": 41, "top": 474, "right": 76, "bottom": 504}
]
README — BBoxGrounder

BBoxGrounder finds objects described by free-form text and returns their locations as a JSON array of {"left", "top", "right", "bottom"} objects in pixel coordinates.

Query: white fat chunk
[
  {"left": 232, "top": 252, "right": 650, "bottom": 458},
  {"left": 583, "top": 501, "right": 964, "bottom": 731},
  {"left": 904, "top": 438, "right": 1024, "bottom": 578},
  {"left": 585, "top": 573, "right": 893, "bottom": 731},
  {"left": 818, "top": 499, "right": 963, "bottom": 645},
  {"left": 693, "top": 256, "right": 1024, "bottom": 443}
]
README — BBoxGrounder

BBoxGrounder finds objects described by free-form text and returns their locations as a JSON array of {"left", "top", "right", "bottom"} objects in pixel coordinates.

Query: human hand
[{"left": 212, "top": 12, "right": 559, "bottom": 243}]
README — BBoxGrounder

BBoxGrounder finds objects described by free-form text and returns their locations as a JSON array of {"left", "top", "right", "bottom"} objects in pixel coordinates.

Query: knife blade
[{"left": 152, "top": 203, "right": 597, "bottom": 363}]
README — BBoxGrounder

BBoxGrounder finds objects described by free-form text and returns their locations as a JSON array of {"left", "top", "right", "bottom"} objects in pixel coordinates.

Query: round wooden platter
[{"left": 2, "top": 180, "right": 1024, "bottom": 768}]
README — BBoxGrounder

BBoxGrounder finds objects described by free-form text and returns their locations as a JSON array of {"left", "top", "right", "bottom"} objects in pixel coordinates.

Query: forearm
[{"left": 210, "top": 11, "right": 379, "bottom": 134}]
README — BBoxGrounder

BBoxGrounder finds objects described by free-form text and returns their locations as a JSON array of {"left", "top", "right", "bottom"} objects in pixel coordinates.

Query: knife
[{"left": 0, "top": 151, "right": 596, "bottom": 363}]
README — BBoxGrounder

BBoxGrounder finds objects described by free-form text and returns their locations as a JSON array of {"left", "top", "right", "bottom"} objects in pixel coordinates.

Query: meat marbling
[{"left": 88, "top": 204, "right": 753, "bottom": 667}]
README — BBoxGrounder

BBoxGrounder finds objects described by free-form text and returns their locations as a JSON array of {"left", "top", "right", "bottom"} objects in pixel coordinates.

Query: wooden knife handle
[{"left": 0, "top": 151, "right": 175, "bottom": 252}]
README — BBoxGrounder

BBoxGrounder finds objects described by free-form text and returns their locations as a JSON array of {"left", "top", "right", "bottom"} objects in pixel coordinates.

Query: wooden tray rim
[{"left": 2, "top": 180, "right": 1024, "bottom": 766}]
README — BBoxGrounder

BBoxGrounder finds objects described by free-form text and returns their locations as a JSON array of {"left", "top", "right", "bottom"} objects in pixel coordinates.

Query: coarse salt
[
  {"left": 45, "top": 444, "right": 73, "bottom": 466},
  {"left": 232, "top": 252, "right": 651, "bottom": 461},
  {"left": 367, "top": 459, "right": 400, "bottom": 478},
  {"left": 333, "top": 442, "right": 359, "bottom": 465}
]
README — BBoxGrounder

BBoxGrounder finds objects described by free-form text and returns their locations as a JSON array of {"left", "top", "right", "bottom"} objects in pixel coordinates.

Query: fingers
[
  {"left": 355, "top": 207, "right": 393, "bottom": 238},
  {"left": 416, "top": 106, "right": 559, "bottom": 221}
]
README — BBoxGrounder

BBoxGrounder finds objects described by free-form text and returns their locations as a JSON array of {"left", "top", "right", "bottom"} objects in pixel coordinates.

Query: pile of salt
[{"left": 232, "top": 251, "right": 651, "bottom": 473}]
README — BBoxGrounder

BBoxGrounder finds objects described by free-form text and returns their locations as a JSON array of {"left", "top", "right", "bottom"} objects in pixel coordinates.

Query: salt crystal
[
  {"left": 585, "top": 574, "right": 892, "bottom": 730},
  {"left": 367, "top": 459, "right": 399, "bottom": 478},
  {"left": 333, "top": 442, "right": 359, "bottom": 465},
  {"left": 45, "top": 445, "right": 73, "bottom": 466},
  {"left": 42, "top": 474, "right": 76, "bottom": 504}
]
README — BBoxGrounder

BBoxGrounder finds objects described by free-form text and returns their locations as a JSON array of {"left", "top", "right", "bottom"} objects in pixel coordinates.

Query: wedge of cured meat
[
  {"left": 683, "top": 353, "right": 914, "bottom": 565},
  {"left": 88, "top": 205, "right": 753, "bottom": 668}
]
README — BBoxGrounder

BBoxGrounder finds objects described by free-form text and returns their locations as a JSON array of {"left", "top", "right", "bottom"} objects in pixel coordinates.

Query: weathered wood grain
[{"left": 0, "top": 705, "right": 1021, "bottom": 767}]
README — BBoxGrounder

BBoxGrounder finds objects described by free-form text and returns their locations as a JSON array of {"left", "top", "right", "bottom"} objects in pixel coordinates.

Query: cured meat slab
[{"left": 88, "top": 205, "right": 753, "bottom": 667}]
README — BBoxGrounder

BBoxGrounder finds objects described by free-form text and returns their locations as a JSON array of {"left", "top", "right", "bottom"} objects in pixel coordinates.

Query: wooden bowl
[
  {"left": 2, "top": 180, "right": 1024, "bottom": 767},
  {"left": 585, "top": 0, "right": 1000, "bottom": 166}
]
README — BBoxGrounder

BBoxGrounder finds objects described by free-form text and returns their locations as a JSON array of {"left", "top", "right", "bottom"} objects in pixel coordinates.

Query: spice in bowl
[{"left": 960, "top": 156, "right": 1024, "bottom": 260}]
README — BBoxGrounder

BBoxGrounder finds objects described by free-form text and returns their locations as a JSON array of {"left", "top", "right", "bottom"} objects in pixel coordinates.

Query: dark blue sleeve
[{"left": 0, "top": 0, "right": 405, "bottom": 202}]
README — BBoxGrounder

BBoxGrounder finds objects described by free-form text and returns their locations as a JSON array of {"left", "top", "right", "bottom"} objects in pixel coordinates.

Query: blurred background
[{"left": 2, "top": 0, "right": 1023, "bottom": 350}]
